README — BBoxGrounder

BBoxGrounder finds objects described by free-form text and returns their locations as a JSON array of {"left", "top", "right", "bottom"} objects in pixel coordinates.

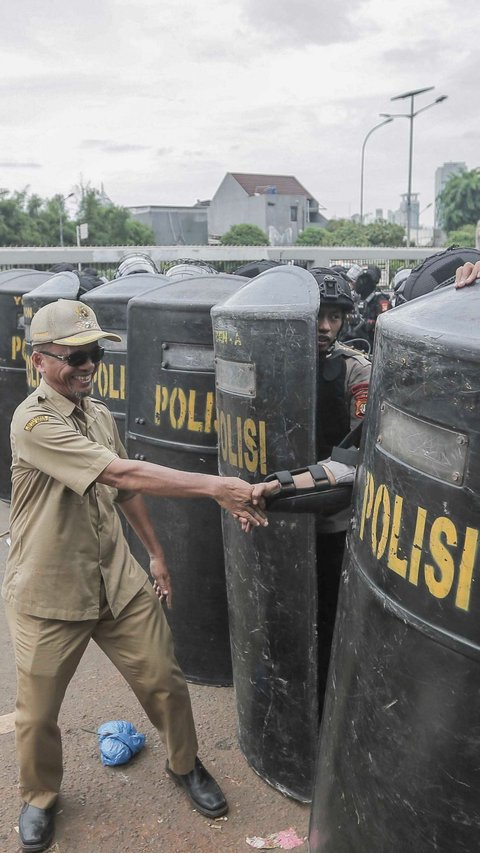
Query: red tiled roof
[{"left": 230, "top": 173, "right": 314, "bottom": 198}]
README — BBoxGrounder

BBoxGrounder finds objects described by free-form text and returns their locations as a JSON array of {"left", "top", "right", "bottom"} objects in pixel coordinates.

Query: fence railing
[{"left": 0, "top": 245, "right": 437, "bottom": 284}]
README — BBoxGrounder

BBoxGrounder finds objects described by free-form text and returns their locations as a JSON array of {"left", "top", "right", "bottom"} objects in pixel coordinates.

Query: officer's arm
[
  {"left": 252, "top": 459, "right": 355, "bottom": 515},
  {"left": 97, "top": 456, "right": 269, "bottom": 527}
]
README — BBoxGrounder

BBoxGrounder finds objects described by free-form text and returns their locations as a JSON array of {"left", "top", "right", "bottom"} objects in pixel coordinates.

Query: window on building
[{"left": 290, "top": 206, "right": 298, "bottom": 222}]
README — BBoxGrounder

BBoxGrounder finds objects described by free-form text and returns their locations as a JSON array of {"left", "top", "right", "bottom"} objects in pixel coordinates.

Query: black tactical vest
[{"left": 316, "top": 350, "right": 350, "bottom": 458}]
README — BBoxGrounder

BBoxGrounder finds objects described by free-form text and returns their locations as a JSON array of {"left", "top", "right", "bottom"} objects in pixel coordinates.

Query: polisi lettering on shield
[
  {"left": 359, "top": 468, "right": 479, "bottom": 612},
  {"left": 93, "top": 361, "right": 125, "bottom": 401},
  {"left": 218, "top": 409, "right": 267, "bottom": 475},
  {"left": 154, "top": 384, "right": 216, "bottom": 433},
  {"left": 11, "top": 334, "right": 26, "bottom": 363}
]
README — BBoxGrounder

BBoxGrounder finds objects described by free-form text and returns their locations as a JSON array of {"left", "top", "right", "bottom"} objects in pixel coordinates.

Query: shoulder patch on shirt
[
  {"left": 24, "top": 415, "right": 50, "bottom": 431},
  {"left": 351, "top": 382, "right": 369, "bottom": 418}
]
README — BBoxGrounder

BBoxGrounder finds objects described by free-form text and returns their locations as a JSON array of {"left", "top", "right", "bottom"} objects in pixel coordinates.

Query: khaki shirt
[{"left": 2, "top": 379, "right": 146, "bottom": 620}]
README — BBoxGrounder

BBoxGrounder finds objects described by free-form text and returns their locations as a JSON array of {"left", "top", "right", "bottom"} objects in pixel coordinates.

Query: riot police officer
[
  {"left": 312, "top": 267, "right": 371, "bottom": 460},
  {"left": 242, "top": 268, "right": 370, "bottom": 520},
  {"left": 349, "top": 265, "right": 390, "bottom": 351}
]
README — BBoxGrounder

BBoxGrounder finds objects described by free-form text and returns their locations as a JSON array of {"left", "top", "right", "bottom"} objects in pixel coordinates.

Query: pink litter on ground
[{"left": 246, "top": 826, "right": 305, "bottom": 849}]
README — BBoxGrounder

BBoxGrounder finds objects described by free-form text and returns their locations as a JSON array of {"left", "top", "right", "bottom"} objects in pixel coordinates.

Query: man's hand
[
  {"left": 235, "top": 460, "right": 356, "bottom": 531},
  {"left": 150, "top": 554, "right": 172, "bottom": 609},
  {"left": 216, "top": 477, "right": 269, "bottom": 527},
  {"left": 233, "top": 481, "right": 277, "bottom": 533},
  {"left": 455, "top": 261, "right": 480, "bottom": 289}
]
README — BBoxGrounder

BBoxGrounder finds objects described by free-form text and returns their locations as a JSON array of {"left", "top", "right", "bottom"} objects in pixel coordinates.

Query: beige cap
[{"left": 30, "top": 299, "right": 122, "bottom": 346}]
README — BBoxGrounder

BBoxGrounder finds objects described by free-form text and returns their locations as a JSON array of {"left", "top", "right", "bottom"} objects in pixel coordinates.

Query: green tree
[
  {"left": 0, "top": 189, "right": 38, "bottom": 245},
  {"left": 444, "top": 224, "right": 476, "bottom": 248},
  {"left": 76, "top": 186, "right": 154, "bottom": 246},
  {"left": 0, "top": 184, "right": 155, "bottom": 247},
  {"left": 220, "top": 223, "right": 269, "bottom": 246},
  {"left": 321, "top": 219, "right": 367, "bottom": 246},
  {"left": 438, "top": 168, "right": 480, "bottom": 232},
  {"left": 296, "top": 218, "right": 405, "bottom": 247},
  {"left": 295, "top": 225, "right": 329, "bottom": 246},
  {"left": 364, "top": 220, "right": 405, "bottom": 247},
  {"left": 0, "top": 188, "right": 79, "bottom": 245}
]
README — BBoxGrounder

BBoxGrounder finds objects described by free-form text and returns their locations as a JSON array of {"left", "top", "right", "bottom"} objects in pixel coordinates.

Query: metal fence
[{"left": 0, "top": 245, "right": 437, "bottom": 284}]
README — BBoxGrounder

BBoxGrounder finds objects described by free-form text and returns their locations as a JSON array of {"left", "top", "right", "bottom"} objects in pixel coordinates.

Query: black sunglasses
[{"left": 38, "top": 346, "right": 105, "bottom": 368}]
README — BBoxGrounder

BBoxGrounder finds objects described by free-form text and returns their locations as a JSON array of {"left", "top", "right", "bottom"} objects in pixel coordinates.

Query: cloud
[
  {"left": 385, "top": 41, "right": 446, "bottom": 70},
  {"left": 0, "top": 161, "right": 42, "bottom": 168},
  {"left": 239, "top": 0, "right": 370, "bottom": 46},
  {"left": 80, "top": 140, "right": 150, "bottom": 153}
]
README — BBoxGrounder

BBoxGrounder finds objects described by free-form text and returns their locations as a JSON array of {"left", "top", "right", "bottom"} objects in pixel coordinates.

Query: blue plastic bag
[{"left": 97, "top": 720, "right": 146, "bottom": 766}]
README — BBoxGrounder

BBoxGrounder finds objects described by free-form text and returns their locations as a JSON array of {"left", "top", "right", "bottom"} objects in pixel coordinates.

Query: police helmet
[
  {"left": 115, "top": 253, "right": 159, "bottom": 278},
  {"left": 390, "top": 267, "right": 412, "bottom": 306},
  {"left": 233, "top": 259, "right": 281, "bottom": 278},
  {"left": 354, "top": 265, "right": 381, "bottom": 299},
  {"left": 165, "top": 262, "right": 217, "bottom": 279},
  {"left": 310, "top": 267, "right": 354, "bottom": 312},
  {"left": 329, "top": 265, "right": 348, "bottom": 276}
]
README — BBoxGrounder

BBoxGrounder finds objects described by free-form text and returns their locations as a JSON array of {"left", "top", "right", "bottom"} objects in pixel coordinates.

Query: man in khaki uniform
[{"left": 2, "top": 299, "right": 268, "bottom": 853}]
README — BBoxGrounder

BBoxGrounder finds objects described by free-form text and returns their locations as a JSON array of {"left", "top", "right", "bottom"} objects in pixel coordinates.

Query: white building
[{"left": 208, "top": 173, "right": 327, "bottom": 244}]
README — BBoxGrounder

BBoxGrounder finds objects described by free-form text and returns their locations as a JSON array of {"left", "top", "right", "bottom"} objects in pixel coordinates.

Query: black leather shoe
[
  {"left": 19, "top": 803, "right": 55, "bottom": 852},
  {"left": 166, "top": 756, "right": 228, "bottom": 818}
]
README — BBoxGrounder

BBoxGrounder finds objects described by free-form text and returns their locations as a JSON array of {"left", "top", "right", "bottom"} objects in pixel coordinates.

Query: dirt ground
[{"left": 0, "top": 501, "right": 310, "bottom": 853}]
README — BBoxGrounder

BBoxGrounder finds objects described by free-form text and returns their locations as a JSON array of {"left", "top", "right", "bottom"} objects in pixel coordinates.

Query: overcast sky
[{"left": 1, "top": 0, "right": 478, "bottom": 227}]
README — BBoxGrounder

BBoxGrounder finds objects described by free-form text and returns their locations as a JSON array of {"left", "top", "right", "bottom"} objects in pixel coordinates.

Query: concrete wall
[
  {"left": 130, "top": 206, "right": 208, "bottom": 245},
  {"left": 208, "top": 175, "right": 253, "bottom": 236}
]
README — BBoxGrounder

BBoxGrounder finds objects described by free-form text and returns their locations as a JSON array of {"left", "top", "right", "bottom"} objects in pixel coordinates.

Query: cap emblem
[{"left": 75, "top": 304, "right": 95, "bottom": 330}]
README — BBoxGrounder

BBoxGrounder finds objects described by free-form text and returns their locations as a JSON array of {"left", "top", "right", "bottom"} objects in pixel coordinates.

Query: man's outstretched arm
[{"left": 98, "top": 456, "right": 269, "bottom": 527}]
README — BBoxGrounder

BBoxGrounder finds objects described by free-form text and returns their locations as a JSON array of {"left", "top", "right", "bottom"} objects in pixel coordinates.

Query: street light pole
[
  {"left": 381, "top": 87, "right": 447, "bottom": 247},
  {"left": 360, "top": 117, "right": 393, "bottom": 224}
]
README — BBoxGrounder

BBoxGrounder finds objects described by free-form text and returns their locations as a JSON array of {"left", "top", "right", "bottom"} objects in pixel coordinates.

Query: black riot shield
[
  {"left": 310, "top": 284, "right": 480, "bottom": 852},
  {"left": 126, "top": 273, "right": 247, "bottom": 686},
  {"left": 23, "top": 272, "right": 81, "bottom": 393},
  {"left": 81, "top": 273, "right": 168, "bottom": 440},
  {"left": 0, "top": 270, "right": 51, "bottom": 498},
  {"left": 212, "top": 265, "right": 320, "bottom": 801}
]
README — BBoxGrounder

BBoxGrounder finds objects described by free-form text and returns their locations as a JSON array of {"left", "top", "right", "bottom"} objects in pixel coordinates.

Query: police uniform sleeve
[
  {"left": 345, "top": 355, "right": 371, "bottom": 429},
  {"left": 12, "top": 408, "right": 117, "bottom": 497}
]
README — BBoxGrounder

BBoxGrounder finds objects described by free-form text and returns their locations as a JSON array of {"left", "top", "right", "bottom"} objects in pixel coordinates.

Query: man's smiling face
[{"left": 32, "top": 343, "right": 103, "bottom": 403}]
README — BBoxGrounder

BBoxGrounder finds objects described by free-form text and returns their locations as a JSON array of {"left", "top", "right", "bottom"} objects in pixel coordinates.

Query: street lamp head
[
  {"left": 435, "top": 95, "right": 448, "bottom": 104},
  {"left": 391, "top": 86, "right": 434, "bottom": 101}
]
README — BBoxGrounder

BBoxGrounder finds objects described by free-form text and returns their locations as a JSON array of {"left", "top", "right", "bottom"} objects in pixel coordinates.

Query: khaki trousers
[{"left": 5, "top": 581, "right": 198, "bottom": 808}]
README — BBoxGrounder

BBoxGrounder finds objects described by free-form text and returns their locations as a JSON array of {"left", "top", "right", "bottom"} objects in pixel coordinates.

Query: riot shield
[
  {"left": 310, "top": 284, "right": 480, "bottom": 852},
  {"left": 0, "top": 270, "right": 51, "bottom": 498},
  {"left": 82, "top": 273, "right": 169, "bottom": 440},
  {"left": 212, "top": 265, "right": 319, "bottom": 801},
  {"left": 125, "top": 273, "right": 247, "bottom": 686}
]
